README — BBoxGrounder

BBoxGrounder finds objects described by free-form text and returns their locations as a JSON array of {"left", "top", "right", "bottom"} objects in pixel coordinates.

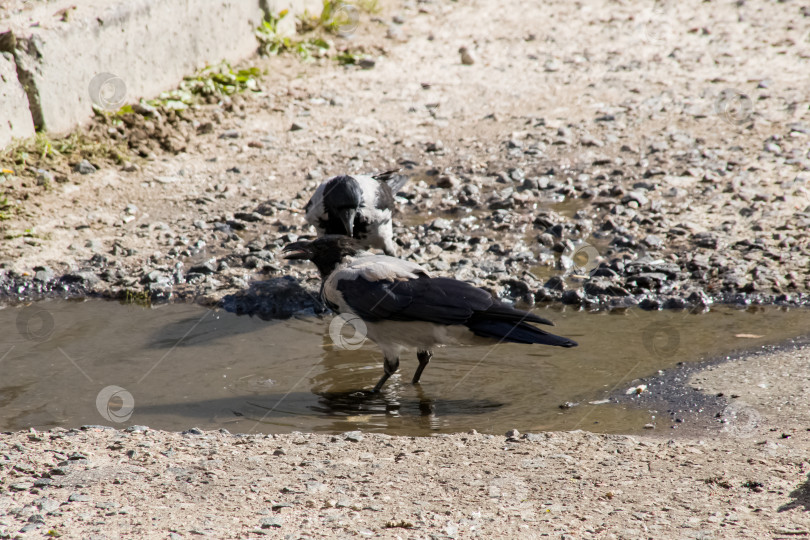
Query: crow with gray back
[{"left": 283, "top": 236, "right": 578, "bottom": 393}]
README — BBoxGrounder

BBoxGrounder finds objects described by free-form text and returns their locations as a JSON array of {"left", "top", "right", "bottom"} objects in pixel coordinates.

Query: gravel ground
[
  {"left": 2, "top": 0, "right": 810, "bottom": 537},
  {"left": 0, "top": 0, "right": 808, "bottom": 314}
]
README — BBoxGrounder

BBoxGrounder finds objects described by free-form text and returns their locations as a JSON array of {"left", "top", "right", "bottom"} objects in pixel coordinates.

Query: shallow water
[{"left": 0, "top": 300, "right": 807, "bottom": 436}]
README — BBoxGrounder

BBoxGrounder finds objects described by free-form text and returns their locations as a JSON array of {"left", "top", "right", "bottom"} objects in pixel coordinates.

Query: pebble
[
  {"left": 343, "top": 431, "right": 364, "bottom": 442},
  {"left": 33, "top": 266, "right": 54, "bottom": 282},
  {"left": 459, "top": 46, "right": 476, "bottom": 65},
  {"left": 36, "top": 169, "right": 53, "bottom": 186},
  {"left": 74, "top": 160, "right": 97, "bottom": 175},
  {"left": 260, "top": 517, "right": 283, "bottom": 528}
]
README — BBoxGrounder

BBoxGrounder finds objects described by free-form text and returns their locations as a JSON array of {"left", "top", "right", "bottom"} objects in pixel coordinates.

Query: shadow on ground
[{"left": 779, "top": 475, "right": 810, "bottom": 512}]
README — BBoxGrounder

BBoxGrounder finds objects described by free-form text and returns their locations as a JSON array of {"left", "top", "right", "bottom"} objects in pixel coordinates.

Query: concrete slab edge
[{"left": 0, "top": 0, "right": 321, "bottom": 150}]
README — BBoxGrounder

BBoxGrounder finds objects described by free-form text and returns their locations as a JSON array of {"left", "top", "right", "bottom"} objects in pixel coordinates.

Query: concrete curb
[
  {"left": 0, "top": 50, "right": 35, "bottom": 148},
  {"left": 0, "top": 0, "right": 320, "bottom": 147}
]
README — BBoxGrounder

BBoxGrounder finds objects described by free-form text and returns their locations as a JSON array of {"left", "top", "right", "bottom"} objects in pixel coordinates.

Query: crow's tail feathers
[{"left": 466, "top": 319, "right": 578, "bottom": 347}]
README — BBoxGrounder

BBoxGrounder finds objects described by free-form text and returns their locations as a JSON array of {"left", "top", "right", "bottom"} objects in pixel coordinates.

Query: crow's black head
[
  {"left": 283, "top": 235, "right": 363, "bottom": 277},
  {"left": 321, "top": 175, "right": 362, "bottom": 236}
]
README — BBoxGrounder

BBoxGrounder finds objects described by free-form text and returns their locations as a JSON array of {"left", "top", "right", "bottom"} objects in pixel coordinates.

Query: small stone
[
  {"left": 219, "top": 129, "right": 240, "bottom": 139},
  {"left": 436, "top": 175, "right": 460, "bottom": 188},
  {"left": 459, "top": 46, "right": 476, "bottom": 65},
  {"left": 290, "top": 122, "right": 306, "bottom": 131},
  {"left": 621, "top": 190, "right": 649, "bottom": 206},
  {"left": 36, "top": 169, "right": 54, "bottom": 186},
  {"left": 544, "top": 276, "right": 566, "bottom": 291},
  {"left": 33, "top": 266, "right": 54, "bottom": 282},
  {"left": 74, "top": 160, "right": 97, "bottom": 175},
  {"left": 426, "top": 140, "right": 444, "bottom": 152},
  {"left": 643, "top": 235, "right": 663, "bottom": 248},
  {"left": 189, "top": 260, "right": 217, "bottom": 275},
  {"left": 343, "top": 431, "right": 364, "bottom": 442},
  {"left": 764, "top": 142, "right": 781, "bottom": 154},
  {"left": 34, "top": 497, "right": 60, "bottom": 513},
  {"left": 430, "top": 218, "right": 452, "bottom": 230},
  {"left": 234, "top": 212, "right": 263, "bottom": 222},
  {"left": 68, "top": 493, "right": 90, "bottom": 502},
  {"left": 561, "top": 289, "right": 584, "bottom": 305},
  {"left": 505, "top": 429, "right": 520, "bottom": 439},
  {"left": 358, "top": 57, "right": 376, "bottom": 69}
]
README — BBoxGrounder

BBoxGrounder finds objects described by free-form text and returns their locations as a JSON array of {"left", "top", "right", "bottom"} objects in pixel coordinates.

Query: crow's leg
[
  {"left": 372, "top": 355, "right": 400, "bottom": 393},
  {"left": 412, "top": 349, "right": 433, "bottom": 384}
]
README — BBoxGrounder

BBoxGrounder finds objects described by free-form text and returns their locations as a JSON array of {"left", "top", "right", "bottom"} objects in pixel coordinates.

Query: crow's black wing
[
  {"left": 336, "top": 276, "right": 489, "bottom": 324},
  {"left": 336, "top": 275, "right": 553, "bottom": 326}
]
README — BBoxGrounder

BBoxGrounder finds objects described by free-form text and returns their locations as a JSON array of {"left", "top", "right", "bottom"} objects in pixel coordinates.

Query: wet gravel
[{"left": 2, "top": 145, "right": 809, "bottom": 316}]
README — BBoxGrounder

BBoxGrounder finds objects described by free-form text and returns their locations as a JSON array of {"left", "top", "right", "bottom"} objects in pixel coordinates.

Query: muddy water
[{"left": 0, "top": 300, "right": 808, "bottom": 436}]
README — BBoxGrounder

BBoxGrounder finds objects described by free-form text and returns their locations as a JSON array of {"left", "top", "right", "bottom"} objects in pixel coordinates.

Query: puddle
[{"left": 1, "top": 300, "right": 808, "bottom": 436}]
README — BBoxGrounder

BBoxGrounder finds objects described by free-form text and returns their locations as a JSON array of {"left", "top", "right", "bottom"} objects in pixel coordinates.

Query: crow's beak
[
  {"left": 282, "top": 241, "right": 312, "bottom": 260},
  {"left": 337, "top": 208, "right": 356, "bottom": 237}
]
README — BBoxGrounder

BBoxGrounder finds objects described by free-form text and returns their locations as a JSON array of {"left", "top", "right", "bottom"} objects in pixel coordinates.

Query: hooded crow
[
  {"left": 283, "top": 236, "right": 578, "bottom": 393},
  {"left": 303, "top": 171, "right": 409, "bottom": 256}
]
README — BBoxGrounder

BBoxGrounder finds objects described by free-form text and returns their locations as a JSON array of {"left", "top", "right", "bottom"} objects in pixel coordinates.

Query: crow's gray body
[{"left": 283, "top": 237, "right": 578, "bottom": 393}]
